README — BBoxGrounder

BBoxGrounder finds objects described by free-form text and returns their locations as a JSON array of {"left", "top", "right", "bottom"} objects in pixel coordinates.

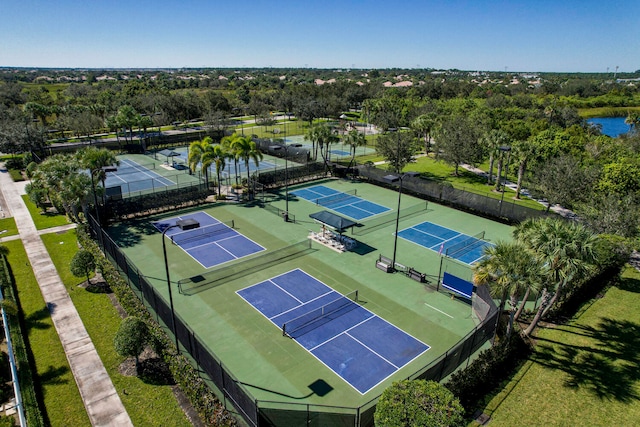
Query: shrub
[
  {"left": 445, "top": 334, "right": 531, "bottom": 415},
  {"left": 375, "top": 379, "right": 465, "bottom": 427},
  {"left": 114, "top": 317, "right": 149, "bottom": 370}
]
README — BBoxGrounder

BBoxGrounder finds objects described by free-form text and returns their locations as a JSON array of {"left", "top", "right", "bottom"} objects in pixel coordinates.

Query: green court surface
[{"left": 108, "top": 178, "right": 512, "bottom": 410}]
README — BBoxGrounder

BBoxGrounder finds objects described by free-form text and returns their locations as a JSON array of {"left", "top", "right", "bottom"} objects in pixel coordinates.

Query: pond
[{"left": 587, "top": 117, "right": 631, "bottom": 138}]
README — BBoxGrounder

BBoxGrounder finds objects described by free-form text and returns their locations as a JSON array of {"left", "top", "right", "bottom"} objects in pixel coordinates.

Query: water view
[{"left": 587, "top": 117, "right": 631, "bottom": 138}]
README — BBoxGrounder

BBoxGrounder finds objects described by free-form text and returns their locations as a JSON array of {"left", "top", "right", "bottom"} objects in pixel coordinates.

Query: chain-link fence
[
  {"left": 357, "top": 165, "right": 549, "bottom": 223},
  {"left": 89, "top": 214, "right": 498, "bottom": 427}
]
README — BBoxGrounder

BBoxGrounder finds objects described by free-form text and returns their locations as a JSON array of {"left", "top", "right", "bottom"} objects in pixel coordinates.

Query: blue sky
[{"left": 2, "top": 0, "right": 638, "bottom": 72}]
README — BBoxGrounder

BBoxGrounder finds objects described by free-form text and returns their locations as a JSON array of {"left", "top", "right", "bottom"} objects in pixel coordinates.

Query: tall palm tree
[
  {"left": 410, "top": 113, "right": 437, "bottom": 155},
  {"left": 202, "top": 144, "right": 227, "bottom": 196},
  {"left": 221, "top": 133, "right": 242, "bottom": 185},
  {"left": 480, "top": 129, "right": 509, "bottom": 186},
  {"left": 515, "top": 218, "right": 599, "bottom": 336},
  {"left": 343, "top": 128, "right": 366, "bottom": 173},
  {"left": 188, "top": 137, "right": 213, "bottom": 185},
  {"left": 78, "top": 147, "right": 119, "bottom": 202},
  {"left": 305, "top": 123, "right": 338, "bottom": 172},
  {"left": 473, "top": 241, "right": 541, "bottom": 339},
  {"left": 233, "top": 136, "right": 263, "bottom": 196},
  {"left": 625, "top": 112, "right": 640, "bottom": 134}
]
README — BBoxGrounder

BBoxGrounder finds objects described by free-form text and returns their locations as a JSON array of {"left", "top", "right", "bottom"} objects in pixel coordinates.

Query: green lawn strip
[
  {"left": 578, "top": 106, "right": 640, "bottom": 118},
  {"left": 408, "top": 156, "right": 545, "bottom": 211},
  {"left": 40, "top": 230, "right": 191, "bottom": 427},
  {"left": 478, "top": 266, "right": 640, "bottom": 426},
  {"left": 20, "top": 195, "right": 69, "bottom": 230},
  {"left": 0, "top": 217, "right": 18, "bottom": 238},
  {"left": 3, "top": 240, "right": 90, "bottom": 426}
]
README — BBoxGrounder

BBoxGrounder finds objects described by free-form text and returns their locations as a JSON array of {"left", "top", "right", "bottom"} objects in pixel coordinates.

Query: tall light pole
[
  {"left": 498, "top": 146, "right": 511, "bottom": 216},
  {"left": 162, "top": 220, "right": 199, "bottom": 351},
  {"left": 383, "top": 171, "right": 419, "bottom": 271}
]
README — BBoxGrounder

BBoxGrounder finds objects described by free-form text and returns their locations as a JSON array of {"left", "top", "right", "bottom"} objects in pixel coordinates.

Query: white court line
[{"left": 424, "top": 303, "right": 454, "bottom": 318}]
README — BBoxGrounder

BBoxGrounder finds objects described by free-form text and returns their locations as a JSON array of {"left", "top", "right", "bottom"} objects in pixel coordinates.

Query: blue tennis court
[
  {"left": 398, "top": 221, "right": 493, "bottom": 265},
  {"left": 291, "top": 185, "right": 390, "bottom": 220},
  {"left": 105, "top": 158, "right": 174, "bottom": 193},
  {"left": 237, "top": 269, "right": 429, "bottom": 394},
  {"left": 153, "top": 211, "right": 265, "bottom": 268}
]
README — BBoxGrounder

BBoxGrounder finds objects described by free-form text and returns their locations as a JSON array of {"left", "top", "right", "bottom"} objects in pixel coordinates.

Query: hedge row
[
  {"left": 445, "top": 334, "right": 532, "bottom": 415},
  {"left": 0, "top": 254, "right": 45, "bottom": 427},
  {"left": 76, "top": 226, "right": 236, "bottom": 426}
]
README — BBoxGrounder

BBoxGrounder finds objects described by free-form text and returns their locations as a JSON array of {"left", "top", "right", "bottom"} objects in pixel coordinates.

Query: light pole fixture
[
  {"left": 162, "top": 219, "right": 200, "bottom": 351},
  {"left": 498, "top": 146, "right": 511, "bottom": 215},
  {"left": 383, "top": 171, "right": 420, "bottom": 272}
]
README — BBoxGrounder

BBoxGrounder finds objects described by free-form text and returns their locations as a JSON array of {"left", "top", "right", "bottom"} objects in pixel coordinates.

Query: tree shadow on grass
[
  {"left": 26, "top": 306, "right": 53, "bottom": 330},
  {"left": 615, "top": 276, "right": 640, "bottom": 293},
  {"left": 532, "top": 318, "right": 640, "bottom": 403},
  {"left": 40, "top": 365, "right": 70, "bottom": 386}
]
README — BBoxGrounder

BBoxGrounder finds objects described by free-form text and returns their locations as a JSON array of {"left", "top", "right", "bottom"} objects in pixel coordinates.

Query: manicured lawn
[
  {"left": 476, "top": 266, "right": 640, "bottom": 426},
  {"left": 20, "top": 195, "right": 69, "bottom": 230},
  {"left": 3, "top": 240, "right": 90, "bottom": 426},
  {"left": 0, "top": 217, "right": 18, "bottom": 238},
  {"left": 407, "top": 156, "right": 545, "bottom": 211},
  {"left": 41, "top": 230, "right": 191, "bottom": 427}
]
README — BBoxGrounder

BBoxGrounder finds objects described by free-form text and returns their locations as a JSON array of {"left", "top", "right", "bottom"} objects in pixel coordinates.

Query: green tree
[
  {"left": 202, "top": 143, "right": 227, "bottom": 196},
  {"left": 233, "top": 136, "right": 263, "bottom": 194},
  {"left": 375, "top": 130, "right": 418, "bottom": 174},
  {"left": 433, "top": 114, "right": 483, "bottom": 176},
  {"left": 78, "top": 147, "right": 119, "bottom": 202},
  {"left": 473, "top": 241, "right": 542, "bottom": 339},
  {"left": 480, "top": 129, "right": 509, "bottom": 186},
  {"left": 115, "top": 105, "right": 141, "bottom": 144},
  {"left": 411, "top": 113, "right": 438, "bottom": 155},
  {"left": 114, "top": 316, "right": 149, "bottom": 371},
  {"left": 342, "top": 128, "right": 367, "bottom": 172},
  {"left": 305, "top": 122, "right": 339, "bottom": 167},
  {"left": 374, "top": 380, "right": 464, "bottom": 427},
  {"left": 222, "top": 133, "right": 242, "bottom": 185},
  {"left": 528, "top": 155, "right": 594, "bottom": 212},
  {"left": 514, "top": 218, "right": 599, "bottom": 336},
  {"left": 70, "top": 249, "right": 96, "bottom": 285}
]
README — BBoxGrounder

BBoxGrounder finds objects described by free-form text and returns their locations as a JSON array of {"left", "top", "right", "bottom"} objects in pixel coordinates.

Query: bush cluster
[
  {"left": 76, "top": 226, "right": 236, "bottom": 426},
  {"left": 445, "top": 334, "right": 532, "bottom": 415}
]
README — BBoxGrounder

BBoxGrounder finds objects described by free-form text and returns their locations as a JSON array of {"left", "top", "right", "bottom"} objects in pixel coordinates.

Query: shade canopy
[
  {"left": 158, "top": 149, "right": 182, "bottom": 158},
  {"left": 309, "top": 211, "right": 357, "bottom": 233}
]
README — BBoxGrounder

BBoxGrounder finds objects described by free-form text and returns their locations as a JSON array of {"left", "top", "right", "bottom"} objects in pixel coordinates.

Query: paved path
[{"left": 0, "top": 165, "right": 133, "bottom": 426}]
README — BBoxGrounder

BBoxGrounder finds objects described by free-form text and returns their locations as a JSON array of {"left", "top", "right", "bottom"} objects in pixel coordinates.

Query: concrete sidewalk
[{"left": 0, "top": 165, "right": 133, "bottom": 426}]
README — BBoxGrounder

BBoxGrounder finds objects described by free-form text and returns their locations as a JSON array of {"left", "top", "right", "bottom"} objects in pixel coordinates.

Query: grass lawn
[
  {"left": 476, "top": 266, "right": 640, "bottom": 426},
  {"left": 0, "top": 217, "right": 18, "bottom": 238},
  {"left": 407, "top": 156, "right": 545, "bottom": 211},
  {"left": 578, "top": 106, "right": 640, "bottom": 118},
  {"left": 40, "top": 230, "right": 191, "bottom": 427},
  {"left": 3, "top": 239, "right": 90, "bottom": 426},
  {"left": 20, "top": 195, "right": 69, "bottom": 230}
]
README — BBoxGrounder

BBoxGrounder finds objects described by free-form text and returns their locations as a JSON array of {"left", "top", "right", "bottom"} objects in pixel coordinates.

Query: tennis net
[
  {"left": 170, "top": 220, "right": 235, "bottom": 246},
  {"left": 178, "top": 239, "right": 312, "bottom": 295},
  {"left": 445, "top": 231, "right": 485, "bottom": 257},
  {"left": 352, "top": 201, "right": 428, "bottom": 236},
  {"left": 282, "top": 290, "right": 359, "bottom": 338},
  {"left": 315, "top": 189, "right": 357, "bottom": 206}
]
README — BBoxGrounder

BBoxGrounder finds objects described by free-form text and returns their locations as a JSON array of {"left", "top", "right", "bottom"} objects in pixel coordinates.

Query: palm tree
[
  {"left": 188, "top": 137, "right": 213, "bottom": 185},
  {"left": 221, "top": 133, "right": 242, "bottom": 185},
  {"left": 202, "top": 144, "right": 227, "bottom": 196},
  {"left": 410, "top": 113, "right": 437, "bottom": 155},
  {"left": 78, "top": 147, "right": 119, "bottom": 202},
  {"left": 473, "top": 241, "right": 541, "bottom": 339},
  {"left": 233, "top": 136, "right": 263, "bottom": 196},
  {"left": 305, "top": 123, "right": 338, "bottom": 172},
  {"left": 480, "top": 129, "right": 509, "bottom": 186},
  {"left": 515, "top": 218, "right": 599, "bottom": 336},
  {"left": 342, "top": 128, "right": 366, "bottom": 173},
  {"left": 512, "top": 138, "right": 537, "bottom": 199},
  {"left": 625, "top": 112, "right": 640, "bottom": 134}
]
